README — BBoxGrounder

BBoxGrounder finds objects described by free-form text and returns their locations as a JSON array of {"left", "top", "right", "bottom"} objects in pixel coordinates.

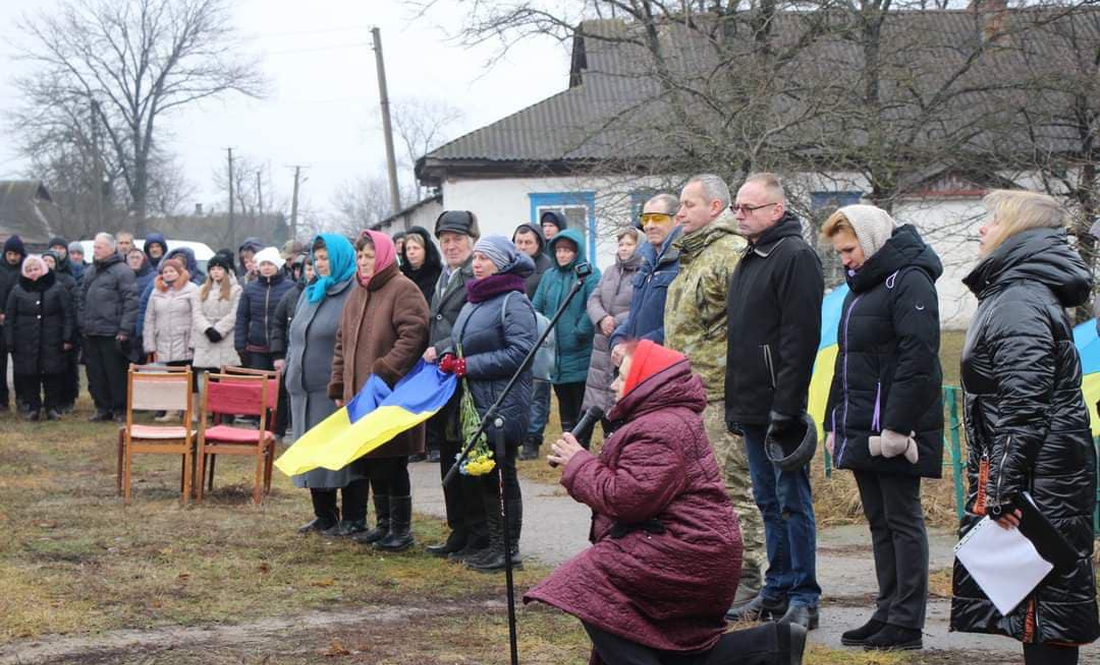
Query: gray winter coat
[
  {"left": 429, "top": 257, "right": 475, "bottom": 356},
  {"left": 143, "top": 280, "right": 199, "bottom": 362},
  {"left": 191, "top": 281, "right": 242, "bottom": 370},
  {"left": 287, "top": 278, "right": 364, "bottom": 488},
  {"left": 582, "top": 252, "right": 643, "bottom": 413},
  {"left": 79, "top": 254, "right": 138, "bottom": 337}
]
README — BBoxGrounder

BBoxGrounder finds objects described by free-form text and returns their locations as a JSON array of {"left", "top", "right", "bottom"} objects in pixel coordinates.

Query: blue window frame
[
  {"left": 810, "top": 191, "right": 862, "bottom": 211},
  {"left": 529, "top": 191, "right": 598, "bottom": 268}
]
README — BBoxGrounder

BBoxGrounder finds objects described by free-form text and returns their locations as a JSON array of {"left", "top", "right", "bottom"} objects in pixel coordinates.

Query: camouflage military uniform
[{"left": 665, "top": 210, "right": 764, "bottom": 597}]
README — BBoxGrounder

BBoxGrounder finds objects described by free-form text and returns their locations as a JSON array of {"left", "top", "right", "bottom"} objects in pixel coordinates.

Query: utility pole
[
  {"left": 290, "top": 166, "right": 302, "bottom": 241},
  {"left": 371, "top": 27, "right": 402, "bottom": 215},
  {"left": 226, "top": 148, "right": 235, "bottom": 246},
  {"left": 90, "top": 100, "right": 104, "bottom": 230},
  {"left": 256, "top": 169, "right": 263, "bottom": 217}
]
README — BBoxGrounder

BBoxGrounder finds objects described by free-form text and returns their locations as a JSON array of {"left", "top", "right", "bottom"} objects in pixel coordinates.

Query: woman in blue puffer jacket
[{"left": 442, "top": 235, "right": 537, "bottom": 574}]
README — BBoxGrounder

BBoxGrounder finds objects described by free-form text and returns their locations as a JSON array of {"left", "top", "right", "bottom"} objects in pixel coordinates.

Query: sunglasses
[{"left": 639, "top": 212, "right": 673, "bottom": 225}]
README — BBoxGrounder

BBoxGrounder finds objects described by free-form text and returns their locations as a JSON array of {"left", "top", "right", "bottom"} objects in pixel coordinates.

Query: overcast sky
[{"left": 0, "top": 0, "right": 569, "bottom": 224}]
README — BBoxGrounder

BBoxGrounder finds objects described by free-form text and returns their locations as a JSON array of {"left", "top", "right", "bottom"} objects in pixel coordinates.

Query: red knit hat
[{"left": 622, "top": 340, "right": 687, "bottom": 397}]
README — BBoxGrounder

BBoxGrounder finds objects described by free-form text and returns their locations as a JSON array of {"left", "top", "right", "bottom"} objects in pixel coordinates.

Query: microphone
[{"left": 550, "top": 406, "right": 604, "bottom": 466}]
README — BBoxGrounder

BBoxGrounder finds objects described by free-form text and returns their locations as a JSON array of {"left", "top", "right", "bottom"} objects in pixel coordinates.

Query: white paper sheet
[{"left": 954, "top": 515, "right": 1053, "bottom": 616}]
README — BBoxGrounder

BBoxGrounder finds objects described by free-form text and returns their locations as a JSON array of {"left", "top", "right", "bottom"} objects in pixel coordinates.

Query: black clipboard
[{"left": 1012, "top": 492, "right": 1078, "bottom": 573}]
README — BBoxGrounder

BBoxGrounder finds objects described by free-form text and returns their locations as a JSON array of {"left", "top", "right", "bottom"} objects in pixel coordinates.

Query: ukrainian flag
[
  {"left": 1073, "top": 320, "right": 1100, "bottom": 436},
  {"left": 275, "top": 361, "right": 457, "bottom": 476},
  {"left": 807, "top": 283, "right": 850, "bottom": 439}
]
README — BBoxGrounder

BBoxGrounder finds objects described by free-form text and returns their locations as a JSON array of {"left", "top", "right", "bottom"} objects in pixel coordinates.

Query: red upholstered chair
[
  {"left": 195, "top": 370, "right": 279, "bottom": 504},
  {"left": 120, "top": 364, "right": 196, "bottom": 505}
]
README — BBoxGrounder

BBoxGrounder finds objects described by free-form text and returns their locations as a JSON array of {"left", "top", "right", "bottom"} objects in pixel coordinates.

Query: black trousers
[
  {"left": 84, "top": 335, "right": 129, "bottom": 413},
  {"left": 62, "top": 345, "right": 79, "bottom": 406},
  {"left": 311, "top": 479, "right": 369, "bottom": 523},
  {"left": 17, "top": 372, "right": 63, "bottom": 412},
  {"left": 244, "top": 351, "right": 289, "bottom": 436},
  {"left": 0, "top": 334, "right": 9, "bottom": 406},
  {"left": 431, "top": 389, "right": 487, "bottom": 539},
  {"left": 368, "top": 456, "right": 411, "bottom": 496},
  {"left": 853, "top": 470, "right": 928, "bottom": 629},
  {"left": 1024, "top": 643, "right": 1078, "bottom": 665},
  {"left": 553, "top": 381, "right": 586, "bottom": 432},
  {"left": 583, "top": 621, "right": 797, "bottom": 665}
]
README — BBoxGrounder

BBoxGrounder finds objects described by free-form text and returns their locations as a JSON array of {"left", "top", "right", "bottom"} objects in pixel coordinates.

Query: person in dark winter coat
[
  {"left": 532, "top": 228, "right": 601, "bottom": 437},
  {"left": 237, "top": 237, "right": 264, "bottom": 285},
  {"left": 526, "top": 340, "right": 807, "bottom": 665},
  {"left": 951, "top": 190, "right": 1099, "bottom": 665},
  {"left": 48, "top": 237, "right": 73, "bottom": 277},
  {"left": 271, "top": 254, "right": 311, "bottom": 366},
  {"left": 581, "top": 228, "right": 642, "bottom": 422},
  {"left": 444, "top": 235, "right": 538, "bottom": 572},
  {"left": 821, "top": 207, "right": 943, "bottom": 651},
  {"left": 512, "top": 222, "right": 556, "bottom": 461},
  {"left": 143, "top": 233, "right": 168, "bottom": 269},
  {"left": 125, "top": 248, "right": 155, "bottom": 364},
  {"left": 6, "top": 255, "right": 74, "bottom": 421},
  {"left": 43, "top": 250, "right": 80, "bottom": 411},
  {"left": 67, "top": 241, "right": 85, "bottom": 285},
  {"left": 422, "top": 210, "right": 486, "bottom": 559},
  {"left": 329, "top": 231, "right": 429, "bottom": 550},
  {"left": 288, "top": 235, "right": 362, "bottom": 536},
  {"left": 44, "top": 251, "right": 78, "bottom": 301},
  {"left": 399, "top": 226, "right": 443, "bottom": 305},
  {"left": 234, "top": 247, "right": 294, "bottom": 374},
  {"left": 0, "top": 235, "right": 26, "bottom": 411},
  {"left": 540, "top": 210, "right": 566, "bottom": 243},
  {"left": 79, "top": 233, "right": 138, "bottom": 422},
  {"left": 725, "top": 173, "right": 823, "bottom": 628},
  {"left": 609, "top": 194, "right": 681, "bottom": 351}
]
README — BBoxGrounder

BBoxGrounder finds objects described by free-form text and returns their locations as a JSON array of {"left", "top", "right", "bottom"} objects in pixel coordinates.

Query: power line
[{"left": 260, "top": 41, "right": 372, "bottom": 56}]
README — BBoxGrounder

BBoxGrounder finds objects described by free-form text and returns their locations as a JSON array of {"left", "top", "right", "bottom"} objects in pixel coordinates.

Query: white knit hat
[
  {"left": 253, "top": 246, "right": 285, "bottom": 270},
  {"left": 838, "top": 205, "right": 897, "bottom": 260}
]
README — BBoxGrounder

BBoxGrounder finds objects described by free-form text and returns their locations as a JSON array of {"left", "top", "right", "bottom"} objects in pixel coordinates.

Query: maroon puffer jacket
[{"left": 524, "top": 359, "right": 741, "bottom": 658}]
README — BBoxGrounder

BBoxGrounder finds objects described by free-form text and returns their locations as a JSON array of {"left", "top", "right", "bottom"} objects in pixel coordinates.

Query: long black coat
[
  {"left": 725, "top": 213, "right": 824, "bottom": 425},
  {"left": 5, "top": 271, "right": 74, "bottom": 375},
  {"left": 79, "top": 254, "right": 138, "bottom": 337},
  {"left": 824, "top": 225, "right": 945, "bottom": 478},
  {"left": 951, "top": 227, "right": 1099, "bottom": 645}
]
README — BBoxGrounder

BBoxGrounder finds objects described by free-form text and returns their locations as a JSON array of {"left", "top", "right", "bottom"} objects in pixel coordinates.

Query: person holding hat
[
  {"left": 443, "top": 235, "right": 538, "bottom": 571},
  {"left": 423, "top": 210, "right": 487, "bottom": 559},
  {"left": 191, "top": 252, "right": 243, "bottom": 383},
  {"left": 235, "top": 247, "right": 294, "bottom": 376},
  {"left": 329, "top": 230, "right": 429, "bottom": 547},
  {"left": 821, "top": 205, "right": 943, "bottom": 651},
  {"left": 526, "top": 340, "right": 807, "bottom": 665},
  {"left": 143, "top": 257, "right": 199, "bottom": 421},
  {"left": 5, "top": 254, "right": 74, "bottom": 422}
]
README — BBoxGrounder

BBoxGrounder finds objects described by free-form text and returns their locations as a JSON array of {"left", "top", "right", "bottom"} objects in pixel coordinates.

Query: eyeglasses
[
  {"left": 639, "top": 212, "right": 673, "bottom": 225},
  {"left": 730, "top": 202, "right": 778, "bottom": 215}
]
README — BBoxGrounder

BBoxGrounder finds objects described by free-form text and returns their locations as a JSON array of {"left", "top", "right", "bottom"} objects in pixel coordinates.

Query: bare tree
[
  {"left": 392, "top": 97, "right": 465, "bottom": 201},
  {"left": 11, "top": 0, "right": 264, "bottom": 236},
  {"left": 330, "top": 176, "right": 398, "bottom": 237}
]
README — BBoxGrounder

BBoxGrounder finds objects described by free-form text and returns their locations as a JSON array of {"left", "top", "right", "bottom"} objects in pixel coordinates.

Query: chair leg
[
  {"left": 264, "top": 443, "right": 274, "bottom": 494},
  {"left": 181, "top": 448, "right": 192, "bottom": 505},
  {"left": 195, "top": 444, "right": 206, "bottom": 502},
  {"left": 253, "top": 446, "right": 264, "bottom": 505},
  {"left": 116, "top": 429, "right": 124, "bottom": 496},
  {"left": 123, "top": 437, "right": 132, "bottom": 505},
  {"left": 207, "top": 454, "right": 216, "bottom": 492}
]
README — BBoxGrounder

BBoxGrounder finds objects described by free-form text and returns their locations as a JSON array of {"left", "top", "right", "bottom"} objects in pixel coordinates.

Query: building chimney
[
  {"left": 194, "top": 203, "right": 203, "bottom": 215},
  {"left": 970, "top": 0, "right": 1008, "bottom": 40}
]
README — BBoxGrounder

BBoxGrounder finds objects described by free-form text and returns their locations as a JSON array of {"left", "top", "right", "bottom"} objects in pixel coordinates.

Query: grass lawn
[{"left": 0, "top": 399, "right": 902, "bottom": 664}]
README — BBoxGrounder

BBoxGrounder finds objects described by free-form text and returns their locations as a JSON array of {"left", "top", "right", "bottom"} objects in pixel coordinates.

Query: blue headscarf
[{"left": 305, "top": 233, "right": 356, "bottom": 303}]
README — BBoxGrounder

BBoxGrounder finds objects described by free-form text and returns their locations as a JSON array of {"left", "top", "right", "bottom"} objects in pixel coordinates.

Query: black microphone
[{"left": 550, "top": 406, "right": 604, "bottom": 466}]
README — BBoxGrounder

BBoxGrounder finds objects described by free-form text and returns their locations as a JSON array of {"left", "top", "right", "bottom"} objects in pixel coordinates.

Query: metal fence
[{"left": 823, "top": 385, "right": 1100, "bottom": 536}]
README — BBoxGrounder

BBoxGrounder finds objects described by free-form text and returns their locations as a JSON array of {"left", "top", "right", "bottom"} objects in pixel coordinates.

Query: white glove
[{"left": 869, "top": 429, "right": 918, "bottom": 464}]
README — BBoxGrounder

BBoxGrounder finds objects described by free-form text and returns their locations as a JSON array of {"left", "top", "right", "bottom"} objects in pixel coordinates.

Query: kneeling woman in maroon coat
[{"left": 525, "top": 340, "right": 806, "bottom": 665}]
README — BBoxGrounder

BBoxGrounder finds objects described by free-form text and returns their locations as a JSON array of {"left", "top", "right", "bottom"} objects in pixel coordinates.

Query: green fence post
[
  {"left": 823, "top": 432, "right": 832, "bottom": 479},
  {"left": 945, "top": 386, "right": 966, "bottom": 522}
]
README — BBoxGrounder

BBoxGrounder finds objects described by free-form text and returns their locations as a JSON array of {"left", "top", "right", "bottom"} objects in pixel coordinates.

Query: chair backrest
[
  {"left": 129, "top": 364, "right": 192, "bottom": 412},
  {"left": 220, "top": 366, "right": 280, "bottom": 409},
  {"left": 204, "top": 373, "right": 273, "bottom": 418}
]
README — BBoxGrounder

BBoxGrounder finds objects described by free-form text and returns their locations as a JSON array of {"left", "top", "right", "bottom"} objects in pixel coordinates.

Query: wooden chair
[
  {"left": 120, "top": 364, "right": 196, "bottom": 505},
  {"left": 196, "top": 370, "right": 279, "bottom": 504}
]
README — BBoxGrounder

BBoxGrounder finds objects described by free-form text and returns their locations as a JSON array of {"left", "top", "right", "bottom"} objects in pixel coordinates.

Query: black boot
[
  {"left": 425, "top": 528, "right": 466, "bottom": 557},
  {"left": 518, "top": 436, "right": 540, "bottom": 461},
  {"left": 374, "top": 495, "right": 414, "bottom": 551},
  {"left": 322, "top": 519, "right": 366, "bottom": 537},
  {"left": 299, "top": 490, "right": 340, "bottom": 534},
  {"left": 468, "top": 496, "right": 522, "bottom": 572},
  {"left": 352, "top": 493, "right": 390, "bottom": 544}
]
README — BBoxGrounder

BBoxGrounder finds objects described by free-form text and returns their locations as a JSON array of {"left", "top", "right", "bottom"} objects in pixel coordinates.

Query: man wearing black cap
[
  {"left": 0, "top": 235, "right": 26, "bottom": 411},
  {"left": 422, "top": 210, "right": 488, "bottom": 560},
  {"left": 540, "top": 211, "right": 566, "bottom": 244}
]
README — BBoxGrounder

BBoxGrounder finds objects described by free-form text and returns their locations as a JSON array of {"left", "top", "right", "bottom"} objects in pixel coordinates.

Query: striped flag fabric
[
  {"left": 1073, "top": 320, "right": 1100, "bottom": 436},
  {"left": 274, "top": 360, "right": 457, "bottom": 476},
  {"left": 807, "top": 283, "right": 849, "bottom": 438}
]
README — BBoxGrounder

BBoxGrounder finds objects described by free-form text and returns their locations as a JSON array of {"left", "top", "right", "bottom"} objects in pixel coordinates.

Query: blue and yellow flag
[
  {"left": 274, "top": 361, "right": 457, "bottom": 476},
  {"left": 808, "top": 284, "right": 850, "bottom": 438},
  {"left": 1073, "top": 320, "right": 1100, "bottom": 436}
]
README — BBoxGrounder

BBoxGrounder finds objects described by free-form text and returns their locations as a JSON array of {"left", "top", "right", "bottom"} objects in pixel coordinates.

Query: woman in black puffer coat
[
  {"left": 443, "top": 235, "right": 537, "bottom": 573},
  {"left": 6, "top": 255, "right": 74, "bottom": 421},
  {"left": 822, "top": 207, "right": 943, "bottom": 651},
  {"left": 951, "top": 190, "right": 1099, "bottom": 665}
]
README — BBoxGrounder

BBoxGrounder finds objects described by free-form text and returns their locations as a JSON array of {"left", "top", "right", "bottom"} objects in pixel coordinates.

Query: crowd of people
[{"left": 0, "top": 172, "right": 1096, "bottom": 665}]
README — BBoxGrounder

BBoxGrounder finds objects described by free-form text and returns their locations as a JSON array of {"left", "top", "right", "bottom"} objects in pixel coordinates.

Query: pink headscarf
[{"left": 357, "top": 230, "right": 397, "bottom": 289}]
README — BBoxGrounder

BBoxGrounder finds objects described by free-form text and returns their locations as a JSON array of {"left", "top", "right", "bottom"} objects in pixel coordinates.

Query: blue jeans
[
  {"left": 526, "top": 379, "right": 551, "bottom": 442},
  {"left": 741, "top": 423, "right": 821, "bottom": 607}
]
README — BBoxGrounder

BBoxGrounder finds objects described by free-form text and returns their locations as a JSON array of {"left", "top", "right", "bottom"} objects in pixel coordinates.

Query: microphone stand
[{"left": 443, "top": 261, "right": 593, "bottom": 665}]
